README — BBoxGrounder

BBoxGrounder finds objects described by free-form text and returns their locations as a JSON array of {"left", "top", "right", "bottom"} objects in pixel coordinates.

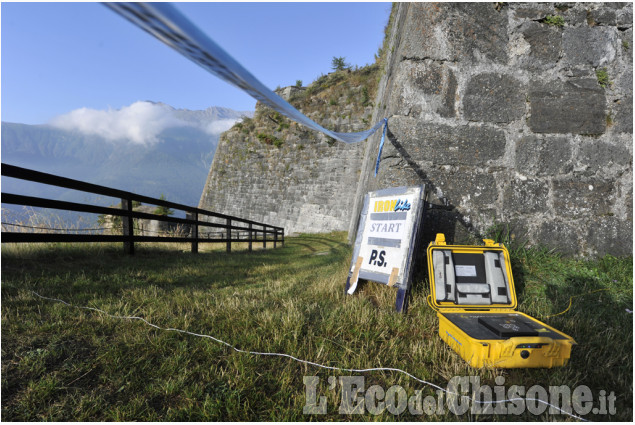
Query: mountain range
[{"left": 1, "top": 103, "right": 252, "bottom": 222}]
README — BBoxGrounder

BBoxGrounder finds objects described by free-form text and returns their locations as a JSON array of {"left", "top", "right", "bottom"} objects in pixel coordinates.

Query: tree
[
  {"left": 295, "top": 79, "right": 303, "bottom": 87},
  {"left": 331, "top": 56, "right": 350, "bottom": 72},
  {"left": 154, "top": 194, "right": 174, "bottom": 216}
]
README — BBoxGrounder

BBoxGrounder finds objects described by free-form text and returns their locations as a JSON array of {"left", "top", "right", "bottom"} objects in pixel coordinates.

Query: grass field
[{"left": 1, "top": 233, "right": 632, "bottom": 421}]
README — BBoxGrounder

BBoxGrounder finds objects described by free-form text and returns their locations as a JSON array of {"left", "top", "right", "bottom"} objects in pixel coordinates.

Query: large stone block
[
  {"left": 464, "top": 73, "right": 526, "bottom": 123},
  {"left": 389, "top": 118, "right": 507, "bottom": 166},
  {"left": 620, "top": 27, "right": 633, "bottom": 64},
  {"left": 515, "top": 135, "right": 573, "bottom": 176},
  {"left": 449, "top": 3, "right": 509, "bottom": 64},
  {"left": 429, "top": 170, "right": 499, "bottom": 208},
  {"left": 412, "top": 61, "right": 457, "bottom": 118},
  {"left": 394, "top": 60, "right": 457, "bottom": 118},
  {"left": 586, "top": 216, "right": 633, "bottom": 256},
  {"left": 579, "top": 139, "right": 632, "bottom": 173},
  {"left": 511, "top": 4, "right": 553, "bottom": 20},
  {"left": 400, "top": 3, "right": 508, "bottom": 63},
  {"left": 535, "top": 220, "right": 581, "bottom": 256},
  {"left": 520, "top": 22, "right": 562, "bottom": 66},
  {"left": 588, "top": 7, "right": 617, "bottom": 26},
  {"left": 614, "top": 95, "right": 633, "bottom": 133},
  {"left": 552, "top": 177, "right": 614, "bottom": 216},
  {"left": 560, "top": 7, "right": 590, "bottom": 26},
  {"left": 503, "top": 178, "right": 550, "bottom": 213},
  {"left": 563, "top": 26, "right": 617, "bottom": 67},
  {"left": 617, "top": 4, "right": 633, "bottom": 28},
  {"left": 529, "top": 78, "right": 606, "bottom": 134},
  {"left": 399, "top": 4, "right": 453, "bottom": 61}
]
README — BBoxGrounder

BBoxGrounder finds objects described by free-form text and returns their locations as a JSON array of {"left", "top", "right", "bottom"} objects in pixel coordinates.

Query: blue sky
[{"left": 1, "top": 2, "right": 391, "bottom": 125}]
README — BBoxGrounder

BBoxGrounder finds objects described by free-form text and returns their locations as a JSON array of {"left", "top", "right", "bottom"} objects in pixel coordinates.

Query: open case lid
[{"left": 427, "top": 234, "right": 518, "bottom": 310}]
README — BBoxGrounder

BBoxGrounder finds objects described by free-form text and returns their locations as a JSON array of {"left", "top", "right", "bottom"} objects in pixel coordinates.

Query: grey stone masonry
[
  {"left": 352, "top": 2, "right": 632, "bottom": 257},
  {"left": 199, "top": 85, "right": 373, "bottom": 236}
]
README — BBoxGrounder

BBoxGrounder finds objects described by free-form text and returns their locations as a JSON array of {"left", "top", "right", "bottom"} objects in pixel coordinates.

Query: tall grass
[
  {"left": 1, "top": 207, "right": 104, "bottom": 235},
  {"left": 1, "top": 233, "right": 632, "bottom": 420}
]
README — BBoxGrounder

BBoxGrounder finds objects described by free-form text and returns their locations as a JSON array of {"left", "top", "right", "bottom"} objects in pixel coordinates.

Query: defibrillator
[{"left": 427, "top": 234, "right": 576, "bottom": 368}]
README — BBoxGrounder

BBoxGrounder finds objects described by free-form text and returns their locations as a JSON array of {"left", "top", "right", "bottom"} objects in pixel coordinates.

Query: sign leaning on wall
[{"left": 346, "top": 185, "right": 428, "bottom": 313}]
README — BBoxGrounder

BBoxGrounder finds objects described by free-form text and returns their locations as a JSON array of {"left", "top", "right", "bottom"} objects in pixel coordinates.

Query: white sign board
[{"left": 346, "top": 185, "right": 428, "bottom": 312}]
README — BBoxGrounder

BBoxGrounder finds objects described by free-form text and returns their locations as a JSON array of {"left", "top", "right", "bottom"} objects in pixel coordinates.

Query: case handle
[{"left": 500, "top": 337, "right": 558, "bottom": 358}]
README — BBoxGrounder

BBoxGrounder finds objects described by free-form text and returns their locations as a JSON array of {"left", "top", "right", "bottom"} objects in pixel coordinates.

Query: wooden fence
[{"left": 1, "top": 163, "right": 284, "bottom": 254}]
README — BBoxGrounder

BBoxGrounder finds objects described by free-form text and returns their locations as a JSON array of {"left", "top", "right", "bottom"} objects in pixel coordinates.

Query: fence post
[
  {"left": 226, "top": 218, "right": 231, "bottom": 253},
  {"left": 191, "top": 211, "right": 198, "bottom": 254},
  {"left": 248, "top": 223, "right": 253, "bottom": 252},
  {"left": 274, "top": 228, "right": 278, "bottom": 248},
  {"left": 122, "top": 197, "right": 134, "bottom": 255},
  {"left": 282, "top": 228, "right": 285, "bottom": 247},
  {"left": 263, "top": 225, "right": 267, "bottom": 249}
]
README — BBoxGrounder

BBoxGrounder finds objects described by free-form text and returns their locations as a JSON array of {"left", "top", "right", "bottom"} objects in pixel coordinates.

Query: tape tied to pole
[{"left": 374, "top": 118, "right": 389, "bottom": 177}]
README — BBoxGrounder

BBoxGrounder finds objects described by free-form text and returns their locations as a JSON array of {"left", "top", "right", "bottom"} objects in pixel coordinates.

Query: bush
[
  {"left": 596, "top": 68, "right": 611, "bottom": 88},
  {"left": 257, "top": 133, "right": 283, "bottom": 148},
  {"left": 361, "top": 87, "right": 370, "bottom": 106},
  {"left": 277, "top": 122, "right": 290, "bottom": 132},
  {"left": 544, "top": 15, "right": 565, "bottom": 27}
]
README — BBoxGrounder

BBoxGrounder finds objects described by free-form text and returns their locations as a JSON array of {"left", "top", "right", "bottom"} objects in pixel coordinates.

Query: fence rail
[{"left": 1, "top": 163, "right": 284, "bottom": 254}]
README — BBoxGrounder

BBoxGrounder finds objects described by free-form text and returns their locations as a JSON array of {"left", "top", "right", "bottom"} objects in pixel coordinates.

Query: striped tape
[{"left": 104, "top": 2, "right": 387, "bottom": 145}]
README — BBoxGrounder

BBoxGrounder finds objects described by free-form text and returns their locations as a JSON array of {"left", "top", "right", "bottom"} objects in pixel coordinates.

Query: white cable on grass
[{"left": 30, "top": 290, "right": 587, "bottom": 421}]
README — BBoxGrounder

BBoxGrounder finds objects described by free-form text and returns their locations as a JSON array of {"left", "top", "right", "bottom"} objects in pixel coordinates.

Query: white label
[
  {"left": 355, "top": 192, "right": 420, "bottom": 280},
  {"left": 455, "top": 265, "right": 477, "bottom": 277}
]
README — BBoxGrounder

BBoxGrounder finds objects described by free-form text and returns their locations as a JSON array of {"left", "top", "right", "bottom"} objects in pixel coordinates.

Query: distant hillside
[{"left": 1, "top": 104, "right": 252, "bottom": 222}]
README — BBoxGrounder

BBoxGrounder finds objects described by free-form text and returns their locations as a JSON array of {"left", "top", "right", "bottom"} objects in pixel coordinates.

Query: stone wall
[
  {"left": 199, "top": 82, "right": 374, "bottom": 235},
  {"left": 352, "top": 2, "right": 633, "bottom": 256}
]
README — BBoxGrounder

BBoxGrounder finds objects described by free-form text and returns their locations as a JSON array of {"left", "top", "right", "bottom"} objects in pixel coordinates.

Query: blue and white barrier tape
[
  {"left": 104, "top": 2, "right": 387, "bottom": 145},
  {"left": 374, "top": 118, "right": 388, "bottom": 177}
]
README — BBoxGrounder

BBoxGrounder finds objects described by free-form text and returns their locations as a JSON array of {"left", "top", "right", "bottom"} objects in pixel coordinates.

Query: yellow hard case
[{"left": 427, "top": 234, "right": 576, "bottom": 368}]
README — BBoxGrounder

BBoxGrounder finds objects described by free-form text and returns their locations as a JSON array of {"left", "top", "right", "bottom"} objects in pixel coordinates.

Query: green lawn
[{"left": 1, "top": 233, "right": 632, "bottom": 420}]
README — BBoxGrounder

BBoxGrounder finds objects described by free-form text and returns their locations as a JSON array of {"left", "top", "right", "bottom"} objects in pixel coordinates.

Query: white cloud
[
  {"left": 49, "top": 101, "right": 235, "bottom": 144},
  {"left": 204, "top": 118, "right": 239, "bottom": 135}
]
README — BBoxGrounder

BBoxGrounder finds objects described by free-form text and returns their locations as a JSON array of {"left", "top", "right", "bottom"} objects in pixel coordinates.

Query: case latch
[
  {"left": 483, "top": 239, "right": 498, "bottom": 247},
  {"left": 435, "top": 233, "right": 447, "bottom": 245}
]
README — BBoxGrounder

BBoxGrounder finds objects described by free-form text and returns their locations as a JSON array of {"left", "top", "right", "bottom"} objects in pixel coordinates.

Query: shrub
[
  {"left": 277, "top": 122, "right": 290, "bottom": 132},
  {"left": 361, "top": 87, "right": 370, "bottom": 106},
  {"left": 257, "top": 133, "right": 283, "bottom": 148},
  {"left": 596, "top": 68, "right": 611, "bottom": 88},
  {"left": 544, "top": 15, "right": 565, "bottom": 27}
]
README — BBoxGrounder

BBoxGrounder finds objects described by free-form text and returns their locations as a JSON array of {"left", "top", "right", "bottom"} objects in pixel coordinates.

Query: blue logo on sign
[{"left": 394, "top": 199, "right": 411, "bottom": 212}]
